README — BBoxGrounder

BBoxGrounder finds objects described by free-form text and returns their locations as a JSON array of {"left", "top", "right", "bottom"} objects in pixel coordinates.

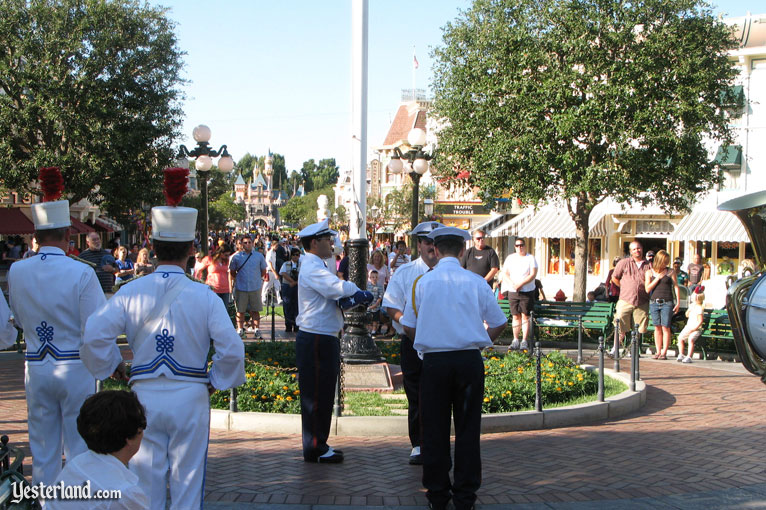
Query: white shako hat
[
  {"left": 298, "top": 218, "right": 337, "bottom": 239},
  {"left": 409, "top": 221, "right": 446, "bottom": 237},
  {"left": 151, "top": 167, "right": 197, "bottom": 242},
  {"left": 151, "top": 206, "right": 197, "bottom": 241},
  {"left": 426, "top": 226, "right": 472, "bottom": 243},
  {"left": 32, "top": 166, "right": 71, "bottom": 231}
]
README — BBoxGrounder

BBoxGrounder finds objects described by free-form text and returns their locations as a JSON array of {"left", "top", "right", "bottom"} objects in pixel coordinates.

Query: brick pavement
[{"left": 2, "top": 344, "right": 765, "bottom": 507}]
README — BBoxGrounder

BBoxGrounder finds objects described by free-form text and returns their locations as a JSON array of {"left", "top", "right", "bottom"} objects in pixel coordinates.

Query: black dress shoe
[
  {"left": 316, "top": 452, "right": 344, "bottom": 464},
  {"left": 409, "top": 453, "right": 423, "bottom": 465}
]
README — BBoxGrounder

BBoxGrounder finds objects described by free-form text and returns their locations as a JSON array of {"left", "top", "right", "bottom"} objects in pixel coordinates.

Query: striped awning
[
  {"left": 668, "top": 210, "right": 748, "bottom": 242},
  {"left": 518, "top": 209, "right": 607, "bottom": 239},
  {"left": 487, "top": 209, "right": 534, "bottom": 238}
]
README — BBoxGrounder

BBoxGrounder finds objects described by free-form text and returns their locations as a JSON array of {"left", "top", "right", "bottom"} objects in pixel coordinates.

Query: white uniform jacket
[
  {"left": 0, "top": 291, "right": 17, "bottom": 349},
  {"left": 296, "top": 253, "right": 360, "bottom": 336},
  {"left": 81, "top": 266, "right": 245, "bottom": 390},
  {"left": 8, "top": 247, "right": 106, "bottom": 364},
  {"left": 400, "top": 257, "right": 508, "bottom": 355},
  {"left": 47, "top": 450, "right": 149, "bottom": 509},
  {"left": 381, "top": 257, "right": 430, "bottom": 335}
]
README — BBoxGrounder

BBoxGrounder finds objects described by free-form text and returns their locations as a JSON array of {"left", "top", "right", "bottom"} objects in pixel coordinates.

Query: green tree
[
  {"left": 236, "top": 153, "right": 259, "bottom": 181},
  {"left": 0, "top": 0, "right": 185, "bottom": 221},
  {"left": 431, "top": 0, "right": 740, "bottom": 300},
  {"left": 300, "top": 159, "right": 318, "bottom": 192},
  {"left": 279, "top": 185, "right": 335, "bottom": 228},
  {"left": 314, "top": 158, "right": 340, "bottom": 190},
  {"left": 286, "top": 170, "right": 303, "bottom": 196},
  {"left": 209, "top": 193, "right": 245, "bottom": 231}
]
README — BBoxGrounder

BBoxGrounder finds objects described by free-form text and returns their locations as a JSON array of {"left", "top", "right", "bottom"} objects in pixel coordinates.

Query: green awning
[{"left": 714, "top": 145, "right": 742, "bottom": 168}]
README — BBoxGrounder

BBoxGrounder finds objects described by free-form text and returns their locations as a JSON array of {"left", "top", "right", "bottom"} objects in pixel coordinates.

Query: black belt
[{"left": 650, "top": 298, "right": 669, "bottom": 304}]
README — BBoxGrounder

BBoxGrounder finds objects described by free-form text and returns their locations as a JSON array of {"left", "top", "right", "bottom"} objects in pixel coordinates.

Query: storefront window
[
  {"left": 717, "top": 241, "right": 739, "bottom": 276},
  {"left": 695, "top": 240, "right": 712, "bottom": 260},
  {"left": 588, "top": 238, "right": 602, "bottom": 275},
  {"left": 548, "top": 238, "right": 561, "bottom": 275},
  {"left": 564, "top": 239, "right": 576, "bottom": 274}
]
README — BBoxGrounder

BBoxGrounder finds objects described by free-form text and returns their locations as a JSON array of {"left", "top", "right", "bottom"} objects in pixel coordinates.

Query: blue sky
[{"left": 158, "top": 0, "right": 762, "bottom": 176}]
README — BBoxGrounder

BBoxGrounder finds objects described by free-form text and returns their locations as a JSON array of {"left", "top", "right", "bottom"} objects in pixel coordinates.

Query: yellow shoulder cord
[{"left": 411, "top": 274, "right": 425, "bottom": 318}]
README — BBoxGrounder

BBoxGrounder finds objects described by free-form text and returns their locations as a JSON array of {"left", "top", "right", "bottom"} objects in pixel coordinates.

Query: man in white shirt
[
  {"left": 500, "top": 238, "right": 538, "bottom": 350},
  {"left": 8, "top": 169, "right": 107, "bottom": 486},
  {"left": 295, "top": 219, "right": 372, "bottom": 464},
  {"left": 264, "top": 236, "right": 281, "bottom": 305},
  {"left": 401, "top": 226, "right": 507, "bottom": 510},
  {"left": 47, "top": 390, "right": 149, "bottom": 509},
  {"left": 81, "top": 171, "right": 245, "bottom": 510},
  {"left": 382, "top": 221, "right": 444, "bottom": 465}
]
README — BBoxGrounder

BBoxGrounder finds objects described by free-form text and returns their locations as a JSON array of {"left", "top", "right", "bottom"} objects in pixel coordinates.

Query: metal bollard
[
  {"left": 629, "top": 328, "right": 637, "bottom": 392},
  {"left": 534, "top": 342, "right": 543, "bottom": 412},
  {"left": 598, "top": 336, "right": 605, "bottom": 402},
  {"left": 634, "top": 324, "right": 641, "bottom": 381},
  {"left": 333, "top": 363, "right": 343, "bottom": 417},
  {"left": 577, "top": 316, "right": 583, "bottom": 364},
  {"left": 230, "top": 387, "right": 238, "bottom": 413},
  {"left": 270, "top": 289, "right": 276, "bottom": 341}
]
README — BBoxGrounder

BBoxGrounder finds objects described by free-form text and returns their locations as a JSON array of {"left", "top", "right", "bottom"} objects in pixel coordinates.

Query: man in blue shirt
[{"left": 228, "top": 234, "right": 267, "bottom": 338}]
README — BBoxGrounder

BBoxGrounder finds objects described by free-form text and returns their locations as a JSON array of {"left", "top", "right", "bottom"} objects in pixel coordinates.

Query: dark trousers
[
  {"left": 281, "top": 283, "right": 299, "bottom": 327},
  {"left": 295, "top": 330, "right": 339, "bottom": 460},
  {"left": 420, "top": 350, "right": 484, "bottom": 510},
  {"left": 400, "top": 334, "right": 422, "bottom": 448}
]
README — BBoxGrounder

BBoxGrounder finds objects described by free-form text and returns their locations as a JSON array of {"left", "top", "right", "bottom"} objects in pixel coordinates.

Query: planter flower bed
[{"left": 105, "top": 341, "right": 613, "bottom": 415}]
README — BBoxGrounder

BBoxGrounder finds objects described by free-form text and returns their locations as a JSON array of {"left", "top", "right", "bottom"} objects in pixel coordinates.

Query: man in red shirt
[{"left": 611, "top": 241, "right": 650, "bottom": 356}]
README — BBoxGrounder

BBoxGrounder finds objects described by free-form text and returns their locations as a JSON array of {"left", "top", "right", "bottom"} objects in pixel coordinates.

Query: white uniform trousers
[
  {"left": 25, "top": 361, "right": 93, "bottom": 485},
  {"left": 131, "top": 378, "right": 210, "bottom": 510}
]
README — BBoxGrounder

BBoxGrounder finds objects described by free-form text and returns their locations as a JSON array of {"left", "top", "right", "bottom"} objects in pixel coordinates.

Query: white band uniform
[
  {"left": 81, "top": 268, "right": 245, "bottom": 510},
  {"left": 8, "top": 246, "right": 107, "bottom": 486}
]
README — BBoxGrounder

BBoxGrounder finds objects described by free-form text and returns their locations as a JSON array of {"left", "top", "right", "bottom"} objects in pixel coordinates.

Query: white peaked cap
[
  {"left": 298, "top": 218, "right": 337, "bottom": 239},
  {"left": 31, "top": 200, "right": 71, "bottom": 230},
  {"left": 151, "top": 206, "right": 197, "bottom": 242},
  {"left": 426, "top": 226, "right": 472, "bottom": 242}
]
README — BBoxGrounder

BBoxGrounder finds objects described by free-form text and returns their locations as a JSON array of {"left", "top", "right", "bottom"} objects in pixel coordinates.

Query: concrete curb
[{"left": 210, "top": 365, "right": 646, "bottom": 436}]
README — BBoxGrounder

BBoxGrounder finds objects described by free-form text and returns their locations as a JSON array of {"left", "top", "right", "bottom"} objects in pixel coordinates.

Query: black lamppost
[
  {"left": 387, "top": 127, "right": 431, "bottom": 258},
  {"left": 176, "top": 125, "right": 234, "bottom": 255}
]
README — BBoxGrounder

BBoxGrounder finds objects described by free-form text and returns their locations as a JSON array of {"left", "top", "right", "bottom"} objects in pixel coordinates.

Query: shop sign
[
  {"left": 1, "top": 191, "right": 33, "bottom": 205},
  {"left": 440, "top": 203, "right": 491, "bottom": 216}
]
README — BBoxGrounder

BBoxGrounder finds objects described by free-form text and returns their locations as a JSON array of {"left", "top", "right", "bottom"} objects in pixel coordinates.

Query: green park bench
[
  {"left": 532, "top": 300, "right": 615, "bottom": 338},
  {"left": 698, "top": 309, "right": 735, "bottom": 360},
  {"left": 497, "top": 297, "right": 614, "bottom": 339}
]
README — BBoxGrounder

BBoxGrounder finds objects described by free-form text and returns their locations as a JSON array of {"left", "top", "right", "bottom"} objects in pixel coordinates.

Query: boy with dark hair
[{"left": 48, "top": 390, "right": 148, "bottom": 509}]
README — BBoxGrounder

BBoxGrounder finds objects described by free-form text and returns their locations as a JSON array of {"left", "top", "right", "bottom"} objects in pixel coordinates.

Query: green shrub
[{"left": 482, "top": 349, "right": 598, "bottom": 413}]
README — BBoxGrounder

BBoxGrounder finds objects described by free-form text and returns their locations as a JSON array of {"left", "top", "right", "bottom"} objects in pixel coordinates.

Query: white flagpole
[{"left": 350, "top": 0, "right": 368, "bottom": 240}]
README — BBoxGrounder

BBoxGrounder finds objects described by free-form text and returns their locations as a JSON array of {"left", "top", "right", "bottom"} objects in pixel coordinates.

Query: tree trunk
[{"left": 570, "top": 202, "right": 591, "bottom": 302}]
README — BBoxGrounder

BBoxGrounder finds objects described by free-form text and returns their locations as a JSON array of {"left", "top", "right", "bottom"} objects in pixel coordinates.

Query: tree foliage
[
  {"left": 431, "top": 0, "right": 740, "bottom": 299},
  {"left": 0, "top": 0, "right": 185, "bottom": 221},
  {"left": 300, "top": 158, "right": 340, "bottom": 193},
  {"left": 279, "top": 185, "right": 335, "bottom": 228}
]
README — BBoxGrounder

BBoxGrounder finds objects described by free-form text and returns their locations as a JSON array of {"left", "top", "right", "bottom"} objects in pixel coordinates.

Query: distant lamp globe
[
  {"left": 195, "top": 154, "right": 213, "bottom": 172},
  {"left": 218, "top": 155, "right": 234, "bottom": 172},
  {"left": 407, "top": 128, "right": 427, "bottom": 148},
  {"left": 192, "top": 124, "right": 211, "bottom": 143}
]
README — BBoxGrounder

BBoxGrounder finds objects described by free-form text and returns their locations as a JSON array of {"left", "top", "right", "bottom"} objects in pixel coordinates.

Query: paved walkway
[{"left": 2, "top": 330, "right": 766, "bottom": 509}]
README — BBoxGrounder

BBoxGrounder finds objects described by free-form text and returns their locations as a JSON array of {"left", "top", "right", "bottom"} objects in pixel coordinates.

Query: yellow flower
[
  {"left": 261, "top": 395, "right": 267, "bottom": 399},
  {"left": 283, "top": 386, "right": 289, "bottom": 390},
  {"left": 267, "top": 358, "right": 272, "bottom": 361},
  {"left": 556, "top": 387, "right": 562, "bottom": 391},
  {"left": 483, "top": 397, "right": 490, "bottom": 402},
  {"left": 286, "top": 396, "right": 293, "bottom": 401},
  {"left": 294, "top": 390, "right": 300, "bottom": 395},
  {"left": 500, "top": 364, "right": 505, "bottom": 368},
  {"left": 291, "top": 374, "right": 297, "bottom": 378}
]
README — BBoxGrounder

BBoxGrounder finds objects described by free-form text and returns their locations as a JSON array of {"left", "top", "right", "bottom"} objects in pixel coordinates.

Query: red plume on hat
[
  {"left": 694, "top": 285, "right": 705, "bottom": 294},
  {"left": 163, "top": 167, "right": 189, "bottom": 207},
  {"left": 38, "top": 167, "right": 65, "bottom": 202}
]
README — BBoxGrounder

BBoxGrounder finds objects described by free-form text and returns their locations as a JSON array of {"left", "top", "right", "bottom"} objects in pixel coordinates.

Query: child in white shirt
[{"left": 677, "top": 287, "right": 705, "bottom": 364}]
